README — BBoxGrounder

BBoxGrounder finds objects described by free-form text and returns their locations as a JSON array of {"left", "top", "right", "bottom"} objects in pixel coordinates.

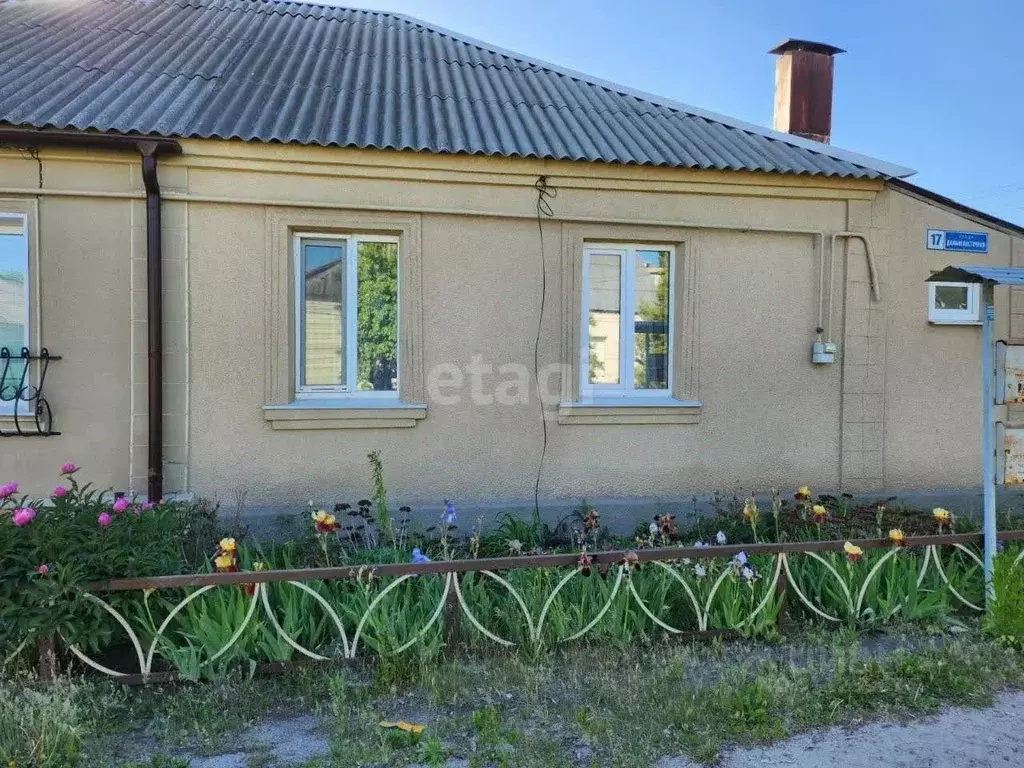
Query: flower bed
[
  {"left": 0, "top": 464, "right": 215, "bottom": 665},
  {"left": 3, "top": 462, "right": 1023, "bottom": 683}
]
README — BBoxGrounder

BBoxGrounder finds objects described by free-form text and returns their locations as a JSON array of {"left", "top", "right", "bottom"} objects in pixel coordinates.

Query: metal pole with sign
[
  {"left": 926, "top": 264, "right": 1024, "bottom": 606},
  {"left": 981, "top": 286, "right": 996, "bottom": 602}
]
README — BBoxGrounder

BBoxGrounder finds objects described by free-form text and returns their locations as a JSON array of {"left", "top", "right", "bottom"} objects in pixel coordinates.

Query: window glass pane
[
  {"left": 301, "top": 241, "right": 345, "bottom": 387},
  {"left": 588, "top": 252, "right": 621, "bottom": 385},
  {"left": 0, "top": 217, "right": 28, "bottom": 402},
  {"left": 634, "top": 250, "right": 670, "bottom": 390},
  {"left": 356, "top": 241, "right": 398, "bottom": 392},
  {"left": 934, "top": 284, "right": 969, "bottom": 310}
]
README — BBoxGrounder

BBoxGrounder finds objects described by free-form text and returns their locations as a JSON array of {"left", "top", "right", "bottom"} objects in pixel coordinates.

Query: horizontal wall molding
[
  {"left": 0, "top": 187, "right": 841, "bottom": 240},
  {"left": 263, "top": 404, "right": 427, "bottom": 430},
  {"left": 557, "top": 401, "right": 701, "bottom": 425}
]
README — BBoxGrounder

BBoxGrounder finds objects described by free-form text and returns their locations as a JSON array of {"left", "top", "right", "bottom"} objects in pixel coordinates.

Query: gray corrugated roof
[{"left": 0, "top": 0, "right": 913, "bottom": 178}]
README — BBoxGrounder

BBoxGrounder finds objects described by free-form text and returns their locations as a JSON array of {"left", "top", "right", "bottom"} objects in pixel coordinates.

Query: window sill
[
  {"left": 263, "top": 400, "right": 427, "bottom": 430},
  {"left": 557, "top": 398, "right": 702, "bottom": 425}
]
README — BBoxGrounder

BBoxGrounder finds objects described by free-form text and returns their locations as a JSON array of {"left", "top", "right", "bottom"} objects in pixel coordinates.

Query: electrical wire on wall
[
  {"left": 533, "top": 175, "right": 556, "bottom": 523},
  {"left": 14, "top": 146, "right": 42, "bottom": 188}
]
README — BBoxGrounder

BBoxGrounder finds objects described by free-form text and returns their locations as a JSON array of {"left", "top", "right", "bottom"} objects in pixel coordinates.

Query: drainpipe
[
  {"left": 0, "top": 129, "right": 180, "bottom": 499},
  {"left": 140, "top": 143, "right": 163, "bottom": 502}
]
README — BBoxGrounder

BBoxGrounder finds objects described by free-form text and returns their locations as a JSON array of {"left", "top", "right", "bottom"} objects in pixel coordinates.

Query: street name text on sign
[{"left": 926, "top": 229, "right": 988, "bottom": 254}]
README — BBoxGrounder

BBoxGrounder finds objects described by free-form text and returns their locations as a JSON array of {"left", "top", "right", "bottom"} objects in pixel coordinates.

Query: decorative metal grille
[{"left": 0, "top": 347, "right": 61, "bottom": 437}]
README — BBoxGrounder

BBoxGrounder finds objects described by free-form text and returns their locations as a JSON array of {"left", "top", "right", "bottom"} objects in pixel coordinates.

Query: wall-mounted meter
[{"left": 811, "top": 341, "right": 837, "bottom": 364}]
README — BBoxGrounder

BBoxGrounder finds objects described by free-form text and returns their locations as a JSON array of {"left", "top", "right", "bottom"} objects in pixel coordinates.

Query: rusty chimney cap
[{"left": 769, "top": 39, "right": 845, "bottom": 57}]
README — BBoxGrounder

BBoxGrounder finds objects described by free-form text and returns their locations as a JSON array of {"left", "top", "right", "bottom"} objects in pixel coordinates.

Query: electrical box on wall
[
  {"left": 997, "top": 424, "right": 1024, "bottom": 485},
  {"left": 811, "top": 341, "right": 837, "bottom": 364},
  {"left": 996, "top": 343, "right": 1024, "bottom": 404}
]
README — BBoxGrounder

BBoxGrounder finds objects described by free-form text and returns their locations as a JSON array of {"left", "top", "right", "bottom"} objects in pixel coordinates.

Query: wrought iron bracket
[{"left": 0, "top": 346, "right": 61, "bottom": 436}]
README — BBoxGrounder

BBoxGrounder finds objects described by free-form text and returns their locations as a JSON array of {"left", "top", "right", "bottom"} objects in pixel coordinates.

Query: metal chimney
[{"left": 770, "top": 39, "right": 844, "bottom": 144}]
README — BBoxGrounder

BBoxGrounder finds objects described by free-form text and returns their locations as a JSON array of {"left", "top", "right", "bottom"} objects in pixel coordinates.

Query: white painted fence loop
[{"left": 61, "top": 538, "right": 1000, "bottom": 680}]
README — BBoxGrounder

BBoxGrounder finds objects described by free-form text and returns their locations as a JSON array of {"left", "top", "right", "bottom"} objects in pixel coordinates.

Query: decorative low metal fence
[{"left": 63, "top": 531, "right": 1024, "bottom": 684}]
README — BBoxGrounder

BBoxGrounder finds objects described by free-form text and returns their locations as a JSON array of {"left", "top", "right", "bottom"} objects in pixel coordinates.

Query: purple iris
[
  {"left": 411, "top": 547, "right": 431, "bottom": 564},
  {"left": 441, "top": 500, "right": 457, "bottom": 525}
]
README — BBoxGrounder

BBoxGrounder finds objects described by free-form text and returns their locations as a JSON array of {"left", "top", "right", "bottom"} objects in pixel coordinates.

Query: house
[{"left": 2, "top": 0, "right": 1022, "bottom": 518}]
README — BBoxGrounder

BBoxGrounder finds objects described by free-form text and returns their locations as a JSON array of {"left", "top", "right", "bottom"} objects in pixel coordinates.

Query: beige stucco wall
[
  {"left": 0, "top": 150, "right": 188, "bottom": 495},
  {"left": 0, "top": 193, "right": 133, "bottom": 491},
  {"left": 0, "top": 139, "right": 1018, "bottom": 507},
  {"left": 871, "top": 188, "right": 1019, "bottom": 488}
]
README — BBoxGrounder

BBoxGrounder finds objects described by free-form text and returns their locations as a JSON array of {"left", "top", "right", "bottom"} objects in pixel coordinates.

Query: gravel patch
[
  {"left": 188, "top": 754, "right": 249, "bottom": 768},
  {"left": 249, "top": 714, "right": 330, "bottom": 762},
  {"left": 658, "top": 690, "right": 1024, "bottom": 767}
]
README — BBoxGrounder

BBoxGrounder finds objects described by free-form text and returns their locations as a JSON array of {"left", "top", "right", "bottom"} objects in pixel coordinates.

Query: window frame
[
  {"left": 579, "top": 243, "right": 675, "bottom": 400},
  {"left": 293, "top": 231, "right": 400, "bottom": 400},
  {"left": 928, "top": 281, "right": 980, "bottom": 325},
  {"left": 0, "top": 212, "right": 30, "bottom": 414}
]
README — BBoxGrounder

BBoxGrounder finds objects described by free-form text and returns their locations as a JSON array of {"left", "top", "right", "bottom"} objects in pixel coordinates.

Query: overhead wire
[{"left": 532, "top": 175, "right": 556, "bottom": 524}]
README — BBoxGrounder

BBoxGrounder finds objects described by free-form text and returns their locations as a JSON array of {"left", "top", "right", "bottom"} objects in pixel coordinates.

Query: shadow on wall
[{"left": 211, "top": 486, "right": 1024, "bottom": 541}]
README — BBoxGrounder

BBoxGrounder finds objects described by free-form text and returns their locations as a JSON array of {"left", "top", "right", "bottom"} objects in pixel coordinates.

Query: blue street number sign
[{"left": 926, "top": 229, "right": 988, "bottom": 253}]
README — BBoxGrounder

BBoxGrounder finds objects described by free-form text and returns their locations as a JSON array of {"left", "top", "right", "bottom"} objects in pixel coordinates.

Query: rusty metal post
[
  {"left": 36, "top": 636, "right": 56, "bottom": 682},
  {"left": 775, "top": 556, "right": 790, "bottom": 629},
  {"left": 443, "top": 575, "right": 461, "bottom": 650}
]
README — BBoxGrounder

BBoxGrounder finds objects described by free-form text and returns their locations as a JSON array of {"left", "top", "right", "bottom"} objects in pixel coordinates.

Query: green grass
[
  {"left": 985, "top": 550, "right": 1024, "bottom": 648},
  {"left": 3, "top": 625, "right": 1021, "bottom": 767}
]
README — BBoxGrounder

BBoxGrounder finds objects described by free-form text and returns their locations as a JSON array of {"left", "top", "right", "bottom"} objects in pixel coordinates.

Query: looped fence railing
[
  {"left": 0, "top": 346, "right": 61, "bottom": 436},
  {"left": 67, "top": 530, "right": 1024, "bottom": 684}
]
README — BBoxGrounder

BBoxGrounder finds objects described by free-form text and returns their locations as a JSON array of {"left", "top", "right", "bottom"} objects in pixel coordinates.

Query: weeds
[
  {"left": 0, "top": 677, "right": 86, "bottom": 767},
  {"left": 367, "top": 450, "right": 394, "bottom": 546},
  {"left": 4, "top": 629, "right": 1022, "bottom": 766},
  {"left": 984, "top": 548, "right": 1024, "bottom": 648}
]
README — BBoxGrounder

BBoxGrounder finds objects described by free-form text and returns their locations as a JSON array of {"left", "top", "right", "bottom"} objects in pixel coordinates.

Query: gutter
[
  {"left": 0, "top": 128, "right": 181, "bottom": 501},
  {"left": 888, "top": 178, "right": 1024, "bottom": 238}
]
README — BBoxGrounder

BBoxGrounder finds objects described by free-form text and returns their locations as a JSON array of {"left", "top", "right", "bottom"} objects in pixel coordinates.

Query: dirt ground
[
  {"left": 152, "top": 690, "right": 1024, "bottom": 767},
  {"left": 660, "top": 690, "right": 1023, "bottom": 767}
]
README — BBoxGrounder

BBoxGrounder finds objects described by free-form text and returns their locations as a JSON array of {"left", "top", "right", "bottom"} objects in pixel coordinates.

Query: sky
[{"left": 338, "top": 0, "right": 1024, "bottom": 226}]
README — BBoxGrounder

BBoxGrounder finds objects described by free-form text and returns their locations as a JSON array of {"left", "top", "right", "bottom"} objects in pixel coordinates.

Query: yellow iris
[
  {"left": 795, "top": 485, "right": 811, "bottom": 499},
  {"left": 888, "top": 528, "right": 906, "bottom": 545},
  {"left": 312, "top": 510, "right": 336, "bottom": 526},
  {"left": 932, "top": 508, "right": 952, "bottom": 523},
  {"left": 219, "top": 537, "right": 237, "bottom": 552},
  {"left": 743, "top": 497, "right": 759, "bottom": 523},
  {"left": 214, "top": 553, "right": 235, "bottom": 570},
  {"left": 843, "top": 541, "right": 864, "bottom": 560},
  {"left": 811, "top": 504, "right": 828, "bottom": 522}
]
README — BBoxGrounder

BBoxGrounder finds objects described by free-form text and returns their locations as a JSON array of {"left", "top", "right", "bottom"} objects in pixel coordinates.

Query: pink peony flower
[
  {"left": 60, "top": 462, "right": 78, "bottom": 475},
  {"left": 97, "top": 512, "right": 112, "bottom": 528},
  {"left": 52, "top": 486, "right": 67, "bottom": 499},
  {"left": 38, "top": 564, "right": 49, "bottom": 576},
  {"left": 0, "top": 481, "right": 17, "bottom": 500},
  {"left": 11, "top": 507, "right": 36, "bottom": 527},
  {"left": 112, "top": 497, "right": 130, "bottom": 513}
]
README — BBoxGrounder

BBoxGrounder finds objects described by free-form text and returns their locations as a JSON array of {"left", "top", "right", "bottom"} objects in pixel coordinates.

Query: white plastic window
[
  {"left": 0, "top": 213, "right": 29, "bottom": 412},
  {"left": 294, "top": 233, "right": 399, "bottom": 398},
  {"left": 928, "top": 281, "right": 979, "bottom": 325},
  {"left": 581, "top": 244, "right": 674, "bottom": 398}
]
